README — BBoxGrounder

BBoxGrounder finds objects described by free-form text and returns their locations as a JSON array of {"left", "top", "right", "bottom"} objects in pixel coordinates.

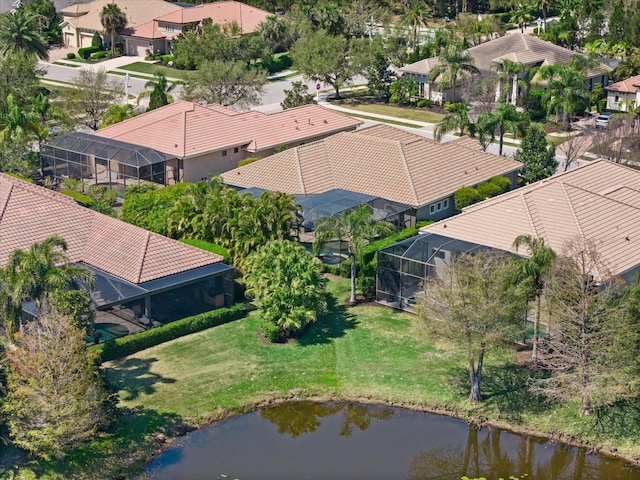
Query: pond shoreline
[{"left": 143, "top": 393, "right": 640, "bottom": 475}]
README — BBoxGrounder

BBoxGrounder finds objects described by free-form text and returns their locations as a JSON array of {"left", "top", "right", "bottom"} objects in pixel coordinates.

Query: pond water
[{"left": 145, "top": 402, "right": 640, "bottom": 480}]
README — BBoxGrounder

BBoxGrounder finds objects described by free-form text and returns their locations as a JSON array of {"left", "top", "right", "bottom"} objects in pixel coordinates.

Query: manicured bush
[
  {"left": 339, "top": 259, "right": 351, "bottom": 278},
  {"left": 477, "top": 180, "right": 502, "bottom": 199},
  {"left": 180, "top": 238, "right": 231, "bottom": 264},
  {"left": 5, "top": 173, "right": 34, "bottom": 183},
  {"left": 259, "top": 317, "right": 280, "bottom": 343},
  {"left": 91, "top": 304, "right": 244, "bottom": 363},
  {"left": 454, "top": 186, "right": 481, "bottom": 210},
  {"left": 90, "top": 51, "right": 107, "bottom": 60},
  {"left": 91, "top": 32, "right": 103, "bottom": 48},
  {"left": 488, "top": 175, "right": 512, "bottom": 194},
  {"left": 61, "top": 189, "right": 93, "bottom": 207},
  {"left": 360, "top": 222, "right": 432, "bottom": 265},
  {"left": 66, "top": 52, "right": 76, "bottom": 60},
  {"left": 319, "top": 263, "right": 340, "bottom": 275},
  {"left": 416, "top": 99, "right": 434, "bottom": 108},
  {"left": 78, "top": 45, "right": 101, "bottom": 59},
  {"left": 161, "top": 54, "right": 174, "bottom": 66},
  {"left": 121, "top": 182, "right": 192, "bottom": 235},
  {"left": 238, "top": 157, "right": 260, "bottom": 167}
]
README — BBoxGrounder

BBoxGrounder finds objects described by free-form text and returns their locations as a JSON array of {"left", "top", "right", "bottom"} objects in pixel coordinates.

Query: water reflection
[
  {"left": 261, "top": 401, "right": 394, "bottom": 438},
  {"left": 146, "top": 402, "right": 640, "bottom": 480}
]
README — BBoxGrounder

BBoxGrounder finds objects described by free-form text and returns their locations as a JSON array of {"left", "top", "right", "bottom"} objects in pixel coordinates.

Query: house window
[
  {"left": 234, "top": 147, "right": 239, "bottom": 153},
  {"left": 615, "top": 95, "right": 619, "bottom": 103},
  {"left": 419, "top": 82, "right": 426, "bottom": 98},
  {"left": 429, "top": 204, "right": 436, "bottom": 215},
  {"left": 436, "top": 201, "right": 442, "bottom": 211},
  {"left": 443, "top": 199, "right": 449, "bottom": 209},
  {"left": 162, "top": 23, "right": 175, "bottom": 33},
  {"left": 222, "top": 150, "right": 227, "bottom": 157}
]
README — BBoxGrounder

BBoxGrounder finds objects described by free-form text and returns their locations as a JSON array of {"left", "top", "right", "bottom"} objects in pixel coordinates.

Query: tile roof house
[
  {"left": 0, "top": 173, "right": 233, "bottom": 328},
  {"left": 60, "top": 0, "right": 181, "bottom": 49},
  {"left": 221, "top": 124, "right": 522, "bottom": 223},
  {"left": 399, "top": 33, "right": 612, "bottom": 104},
  {"left": 605, "top": 74, "right": 640, "bottom": 111},
  {"left": 122, "top": 1, "right": 271, "bottom": 57},
  {"left": 79, "top": 101, "right": 362, "bottom": 183},
  {"left": 377, "top": 160, "right": 640, "bottom": 310}
]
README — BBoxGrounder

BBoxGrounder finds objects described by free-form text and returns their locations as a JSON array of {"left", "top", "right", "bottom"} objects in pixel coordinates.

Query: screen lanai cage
[
  {"left": 41, "top": 132, "right": 183, "bottom": 195},
  {"left": 239, "top": 187, "right": 417, "bottom": 263},
  {"left": 376, "top": 233, "right": 486, "bottom": 312}
]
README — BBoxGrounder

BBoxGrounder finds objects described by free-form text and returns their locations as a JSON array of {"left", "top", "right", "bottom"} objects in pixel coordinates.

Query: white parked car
[{"left": 595, "top": 113, "right": 613, "bottom": 129}]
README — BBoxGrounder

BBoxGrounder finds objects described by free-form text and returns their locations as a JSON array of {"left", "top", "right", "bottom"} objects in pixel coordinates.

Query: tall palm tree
[
  {"left": 510, "top": 3, "right": 534, "bottom": 33},
  {"left": 477, "top": 101, "right": 529, "bottom": 156},
  {"left": 495, "top": 59, "right": 526, "bottom": 104},
  {"left": 534, "top": 0, "right": 553, "bottom": 30},
  {"left": 512, "top": 235, "right": 556, "bottom": 361},
  {"left": 100, "top": 3, "right": 127, "bottom": 58},
  {"left": 429, "top": 45, "right": 479, "bottom": 103},
  {"left": 401, "top": 0, "right": 433, "bottom": 52},
  {"left": 434, "top": 100, "right": 473, "bottom": 140},
  {"left": 314, "top": 204, "right": 393, "bottom": 305},
  {"left": 0, "top": 8, "right": 49, "bottom": 61},
  {"left": 537, "top": 62, "right": 587, "bottom": 131},
  {"left": 137, "top": 71, "right": 178, "bottom": 111},
  {"left": 1, "top": 236, "right": 95, "bottom": 338}
]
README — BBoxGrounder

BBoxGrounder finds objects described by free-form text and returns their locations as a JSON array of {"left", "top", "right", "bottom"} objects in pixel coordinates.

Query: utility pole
[{"left": 124, "top": 72, "right": 131, "bottom": 105}]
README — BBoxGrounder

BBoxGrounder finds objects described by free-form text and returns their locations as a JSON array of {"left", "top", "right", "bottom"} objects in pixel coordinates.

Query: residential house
[
  {"left": 60, "top": 0, "right": 181, "bottom": 49},
  {"left": 377, "top": 160, "right": 640, "bottom": 311},
  {"left": 123, "top": 1, "right": 271, "bottom": 56},
  {"left": 399, "top": 33, "right": 612, "bottom": 104},
  {"left": 221, "top": 124, "right": 522, "bottom": 224},
  {"left": 41, "top": 101, "right": 362, "bottom": 186},
  {"left": 0, "top": 173, "right": 234, "bottom": 332},
  {"left": 605, "top": 74, "right": 640, "bottom": 111}
]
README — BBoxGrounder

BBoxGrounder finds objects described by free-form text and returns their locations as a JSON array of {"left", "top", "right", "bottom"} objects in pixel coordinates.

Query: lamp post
[
  {"left": 124, "top": 73, "right": 131, "bottom": 105},
  {"left": 536, "top": 17, "right": 542, "bottom": 35}
]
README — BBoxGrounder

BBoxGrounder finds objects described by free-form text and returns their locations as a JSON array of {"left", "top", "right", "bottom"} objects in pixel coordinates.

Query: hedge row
[
  {"left": 61, "top": 189, "right": 93, "bottom": 206},
  {"left": 78, "top": 46, "right": 101, "bottom": 59},
  {"left": 179, "top": 238, "right": 231, "bottom": 264},
  {"left": 360, "top": 220, "right": 432, "bottom": 265},
  {"left": 91, "top": 303, "right": 244, "bottom": 363}
]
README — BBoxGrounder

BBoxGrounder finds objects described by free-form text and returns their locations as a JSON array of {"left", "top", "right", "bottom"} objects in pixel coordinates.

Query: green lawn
[
  {"left": 329, "top": 93, "right": 445, "bottom": 124},
  {"left": 114, "top": 62, "right": 189, "bottom": 81},
  {"left": 10, "top": 278, "right": 640, "bottom": 479}
]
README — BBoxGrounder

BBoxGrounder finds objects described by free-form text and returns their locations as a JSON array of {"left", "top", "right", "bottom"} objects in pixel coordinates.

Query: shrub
[
  {"left": 180, "top": 238, "right": 231, "bottom": 264},
  {"left": 416, "top": 99, "right": 433, "bottom": 108},
  {"left": 274, "top": 145, "right": 288, "bottom": 153},
  {"left": 78, "top": 45, "right": 101, "bottom": 59},
  {"left": 121, "top": 182, "right": 192, "bottom": 235},
  {"left": 91, "top": 304, "right": 244, "bottom": 363},
  {"left": 477, "top": 180, "right": 502, "bottom": 199},
  {"left": 319, "top": 263, "right": 340, "bottom": 275},
  {"left": 488, "top": 175, "right": 512, "bottom": 194},
  {"left": 454, "top": 186, "right": 481, "bottom": 210},
  {"left": 238, "top": 157, "right": 260, "bottom": 167},
  {"left": 90, "top": 51, "right": 107, "bottom": 60},
  {"left": 259, "top": 318, "right": 281, "bottom": 343},
  {"left": 66, "top": 52, "right": 76, "bottom": 60},
  {"left": 5, "top": 173, "right": 34, "bottom": 183},
  {"left": 360, "top": 222, "right": 432, "bottom": 265},
  {"left": 356, "top": 260, "right": 377, "bottom": 299},
  {"left": 339, "top": 259, "right": 351, "bottom": 278},
  {"left": 61, "top": 189, "right": 93, "bottom": 207},
  {"left": 161, "top": 54, "right": 174, "bottom": 66},
  {"left": 91, "top": 32, "right": 103, "bottom": 48}
]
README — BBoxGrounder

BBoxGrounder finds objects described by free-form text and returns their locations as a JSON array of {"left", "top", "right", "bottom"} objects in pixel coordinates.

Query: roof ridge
[
  {"left": 294, "top": 147, "right": 306, "bottom": 194},
  {"left": 136, "top": 231, "right": 152, "bottom": 284},
  {"left": 0, "top": 183, "right": 13, "bottom": 223},
  {"left": 560, "top": 182, "right": 586, "bottom": 243},
  {"left": 563, "top": 181, "right": 640, "bottom": 210},
  {"left": 398, "top": 142, "right": 420, "bottom": 206},
  {"left": 521, "top": 191, "right": 543, "bottom": 238}
]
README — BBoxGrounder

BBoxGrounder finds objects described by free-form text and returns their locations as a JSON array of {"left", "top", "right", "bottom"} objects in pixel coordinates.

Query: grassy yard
[
  {"left": 8, "top": 278, "right": 640, "bottom": 479},
  {"left": 114, "top": 62, "right": 190, "bottom": 81},
  {"left": 329, "top": 92, "right": 445, "bottom": 124}
]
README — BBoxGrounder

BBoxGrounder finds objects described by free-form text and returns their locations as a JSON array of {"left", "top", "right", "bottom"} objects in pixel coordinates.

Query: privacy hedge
[
  {"left": 61, "top": 189, "right": 93, "bottom": 207},
  {"left": 179, "top": 238, "right": 231, "bottom": 264},
  {"left": 92, "top": 304, "right": 244, "bottom": 363},
  {"left": 78, "top": 46, "right": 101, "bottom": 59},
  {"left": 360, "top": 221, "right": 432, "bottom": 265}
]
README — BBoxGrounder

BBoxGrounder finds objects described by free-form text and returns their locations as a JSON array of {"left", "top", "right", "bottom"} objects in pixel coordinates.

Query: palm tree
[
  {"left": 429, "top": 45, "right": 479, "bottom": 103},
  {"left": 510, "top": 3, "right": 534, "bottom": 33},
  {"left": 512, "top": 235, "right": 556, "bottom": 361},
  {"left": 434, "top": 100, "right": 473, "bottom": 140},
  {"left": 495, "top": 59, "right": 526, "bottom": 104},
  {"left": 100, "top": 3, "right": 127, "bottom": 58},
  {"left": 314, "top": 204, "right": 393, "bottom": 305},
  {"left": 537, "top": 62, "right": 587, "bottom": 131},
  {"left": 137, "top": 71, "right": 177, "bottom": 111},
  {"left": 473, "top": 113, "right": 497, "bottom": 151},
  {"left": 259, "top": 14, "right": 289, "bottom": 53},
  {"left": 401, "top": 0, "right": 433, "bottom": 52},
  {"left": 0, "top": 8, "right": 49, "bottom": 61},
  {"left": 534, "top": 0, "right": 553, "bottom": 30},
  {"left": 2, "top": 236, "right": 95, "bottom": 337},
  {"left": 478, "top": 101, "right": 529, "bottom": 156}
]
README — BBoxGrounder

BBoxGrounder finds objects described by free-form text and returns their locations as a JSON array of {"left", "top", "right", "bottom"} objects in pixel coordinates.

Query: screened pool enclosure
[
  {"left": 41, "top": 133, "right": 183, "bottom": 193},
  {"left": 376, "top": 233, "right": 485, "bottom": 312}
]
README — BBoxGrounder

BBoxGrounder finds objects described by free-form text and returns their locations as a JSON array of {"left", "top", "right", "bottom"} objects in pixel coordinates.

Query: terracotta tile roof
[
  {"left": 154, "top": 1, "right": 270, "bottom": 33},
  {"left": 126, "top": 19, "right": 166, "bottom": 39},
  {"left": 400, "top": 33, "right": 611, "bottom": 79},
  {"left": 220, "top": 123, "right": 522, "bottom": 208},
  {"left": 421, "top": 160, "right": 640, "bottom": 277},
  {"left": 62, "top": 0, "right": 182, "bottom": 32},
  {"left": 0, "top": 174, "right": 222, "bottom": 284},
  {"left": 93, "top": 101, "right": 362, "bottom": 158},
  {"left": 605, "top": 74, "right": 640, "bottom": 93}
]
